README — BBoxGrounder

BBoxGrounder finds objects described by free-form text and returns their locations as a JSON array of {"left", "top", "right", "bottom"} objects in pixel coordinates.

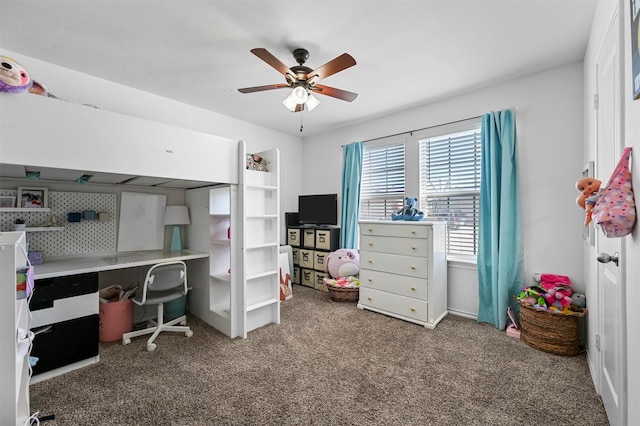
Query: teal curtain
[
  {"left": 477, "top": 110, "right": 523, "bottom": 330},
  {"left": 340, "top": 142, "right": 363, "bottom": 248}
]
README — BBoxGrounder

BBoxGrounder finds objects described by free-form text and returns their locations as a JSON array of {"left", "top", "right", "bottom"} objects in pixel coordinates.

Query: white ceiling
[{"left": 0, "top": 0, "right": 597, "bottom": 138}]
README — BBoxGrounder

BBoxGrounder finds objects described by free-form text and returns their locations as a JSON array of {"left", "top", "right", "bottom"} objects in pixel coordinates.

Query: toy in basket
[{"left": 323, "top": 249, "right": 360, "bottom": 302}]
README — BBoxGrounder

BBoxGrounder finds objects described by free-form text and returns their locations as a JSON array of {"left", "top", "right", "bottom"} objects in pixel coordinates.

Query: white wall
[
  {"left": 302, "top": 63, "right": 586, "bottom": 318},
  {"left": 1, "top": 49, "right": 304, "bottom": 243}
]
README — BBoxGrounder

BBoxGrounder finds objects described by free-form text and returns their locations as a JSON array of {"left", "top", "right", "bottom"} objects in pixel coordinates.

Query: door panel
[{"left": 596, "top": 13, "right": 625, "bottom": 426}]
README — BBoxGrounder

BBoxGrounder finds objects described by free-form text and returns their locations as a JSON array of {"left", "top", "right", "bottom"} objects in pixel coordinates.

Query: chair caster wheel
[
  {"left": 146, "top": 343, "right": 156, "bottom": 352},
  {"left": 123, "top": 338, "right": 131, "bottom": 345},
  {"left": 186, "top": 330, "right": 194, "bottom": 338}
]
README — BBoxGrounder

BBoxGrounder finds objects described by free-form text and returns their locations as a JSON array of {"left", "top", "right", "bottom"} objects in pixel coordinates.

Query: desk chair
[{"left": 122, "top": 261, "right": 193, "bottom": 351}]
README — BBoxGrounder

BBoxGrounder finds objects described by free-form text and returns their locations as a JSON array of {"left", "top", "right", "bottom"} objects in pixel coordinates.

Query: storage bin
[
  {"left": 519, "top": 303, "right": 587, "bottom": 356},
  {"left": 99, "top": 298, "right": 134, "bottom": 342}
]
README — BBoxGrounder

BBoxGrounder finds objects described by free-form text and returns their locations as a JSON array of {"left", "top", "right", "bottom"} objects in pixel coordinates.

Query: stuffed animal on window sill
[
  {"left": 391, "top": 197, "right": 424, "bottom": 221},
  {"left": 0, "top": 55, "right": 33, "bottom": 94},
  {"left": 575, "top": 177, "right": 602, "bottom": 226},
  {"left": 323, "top": 248, "right": 360, "bottom": 288}
]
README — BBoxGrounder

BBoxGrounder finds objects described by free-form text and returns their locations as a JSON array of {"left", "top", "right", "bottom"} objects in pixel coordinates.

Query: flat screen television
[{"left": 298, "top": 194, "right": 338, "bottom": 226}]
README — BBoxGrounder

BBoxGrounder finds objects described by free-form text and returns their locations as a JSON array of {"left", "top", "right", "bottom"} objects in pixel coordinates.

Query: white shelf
[
  {"left": 246, "top": 242, "right": 279, "bottom": 250},
  {"left": 247, "top": 298, "right": 278, "bottom": 312},
  {"left": 246, "top": 270, "right": 278, "bottom": 281},
  {"left": 0, "top": 208, "right": 51, "bottom": 213},
  {"left": 245, "top": 184, "right": 277, "bottom": 190},
  {"left": 246, "top": 214, "right": 278, "bottom": 219},
  {"left": 211, "top": 272, "right": 231, "bottom": 282},
  {"left": 24, "top": 227, "right": 64, "bottom": 232},
  {"left": 210, "top": 239, "right": 230, "bottom": 245}
]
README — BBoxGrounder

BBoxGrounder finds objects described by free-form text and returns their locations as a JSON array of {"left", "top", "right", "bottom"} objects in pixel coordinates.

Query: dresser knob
[
  {"left": 368, "top": 242, "right": 374, "bottom": 246},
  {"left": 368, "top": 259, "right": 372, "bottom": 263},
  {"left": 368, "top": 278, "right": 373, "bottom": 282},
  {"left": 411, "top": 230, "right": 416, "bottom": 234},
  {"left": 368, "top": 228, "right": 373, "bottom": 232},
  {"left": 411, "top": 245, "right": 416, "bottom": 250},
  {"left": 368, "top": 297, "right": 373, "bottom": 301},
  {"left": 410, "top": 307, "right": 416, "bottom": 312},
  {"left": 410, "top": 286, "right": 416, "bottom": 291},
  {"left": 410, "top": 266, "right": 416, "bottom": 270}
]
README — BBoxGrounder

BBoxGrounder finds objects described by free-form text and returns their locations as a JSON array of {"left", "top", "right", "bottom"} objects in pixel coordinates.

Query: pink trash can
[{"left": 99, "top": 298, "right": 134, "bottom": 342}]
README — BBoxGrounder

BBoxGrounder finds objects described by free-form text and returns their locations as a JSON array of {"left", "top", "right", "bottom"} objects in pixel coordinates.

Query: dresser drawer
[
  {"left": 359, "top": 287, "right": 429, "bottom": 323},
  {"left": 360, "top": 223, "right": 430, "bottom": 239},
  {"left": 360, "top": 250, "right": 428, "bottom": 279},
  {"left": 360, "top": 234, "right": 429, "bottom": 257},
  {"left": 359, "top": 269, "right": 427, "bottom": 300}
]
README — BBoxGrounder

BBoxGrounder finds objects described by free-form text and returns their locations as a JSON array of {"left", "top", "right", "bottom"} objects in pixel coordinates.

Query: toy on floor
[
  {"left": 391, "top": 197, "right": 424, "bottom": 221},
  {"left": 323, "top": 248, "right": 360, "bottom": 288},
  {"left": 0, "top": 55, "right": 33, "bottom": 93}
]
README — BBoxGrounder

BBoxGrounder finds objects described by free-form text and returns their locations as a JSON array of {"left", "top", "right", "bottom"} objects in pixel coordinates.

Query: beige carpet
[{"left": 29, "top": 284, "right": 609, "bottom": 425}]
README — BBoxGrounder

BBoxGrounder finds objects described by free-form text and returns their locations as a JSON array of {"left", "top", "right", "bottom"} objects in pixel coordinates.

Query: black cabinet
[{"left": 287, "top": 226, "right": 339, "bottom": 291}]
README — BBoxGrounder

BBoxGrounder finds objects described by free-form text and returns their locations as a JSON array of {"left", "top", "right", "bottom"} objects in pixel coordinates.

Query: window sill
[{"left": 446, "top": 254, "right": 477, "bottom": 267}]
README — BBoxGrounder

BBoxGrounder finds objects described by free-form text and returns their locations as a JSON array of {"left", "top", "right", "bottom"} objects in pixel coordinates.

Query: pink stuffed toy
[
  {"left": 0, "top": 56, "right": 32, "bottom": 93},
  {"left": 323, "top": 249, "right": 360, "bottom": 288},
  {"left": 539, "top": 273, "right": 573, "bottom": 309}
]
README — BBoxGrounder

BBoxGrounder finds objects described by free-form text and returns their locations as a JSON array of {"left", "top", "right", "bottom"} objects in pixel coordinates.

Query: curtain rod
[{"left": 345, "top": 107, "right": 519, "bottom": 146}]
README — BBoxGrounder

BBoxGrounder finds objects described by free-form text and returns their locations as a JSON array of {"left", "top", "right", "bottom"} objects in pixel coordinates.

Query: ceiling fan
[{"left": 238, "top": 48, "right": 357, "bottom": 112}]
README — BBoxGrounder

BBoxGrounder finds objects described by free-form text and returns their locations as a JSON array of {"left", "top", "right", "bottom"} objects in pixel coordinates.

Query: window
[
  {"left": 358, "top": 119, "right": 481, "bottom": 258},
  {"left": 419, "top": 126, "right": 481, "bottom": 257},
  {"left": 359, "top": 140, "right": 405, "bottom": 221}
]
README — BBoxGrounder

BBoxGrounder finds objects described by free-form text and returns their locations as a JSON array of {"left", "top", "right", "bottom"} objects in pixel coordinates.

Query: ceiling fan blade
[
  {"left": 238, "top": 84, "right": 288, "bottom": 94},
  {"left": 306, "top": 53, "right": 356, "bottom": 81},
  {"left": 250, "top": 48, "right": 297, "bottom": 81},
  {"left": 311, "top": 84, "right": 358, "bottom": 102}
]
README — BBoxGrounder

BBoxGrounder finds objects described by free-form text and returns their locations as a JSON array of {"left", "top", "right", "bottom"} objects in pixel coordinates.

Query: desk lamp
[{"left": 164, "top": 206, "right": 190, "bottom": 252}]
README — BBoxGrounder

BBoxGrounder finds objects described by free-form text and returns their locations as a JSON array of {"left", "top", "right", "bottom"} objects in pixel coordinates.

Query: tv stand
[{"left": 286, "top": 225, "right": 340, "bottom": 290}]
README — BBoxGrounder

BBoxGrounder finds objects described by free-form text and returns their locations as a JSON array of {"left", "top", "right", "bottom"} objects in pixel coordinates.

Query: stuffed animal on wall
[
  {"left": 391, "top": 197, "right": 424, "bottom": 221},
  {"left": 575, "top": 177, "right": 602, "bottom": 226},
  {"left": 0, "top": 55, "right": 33, "bottom": 93}
]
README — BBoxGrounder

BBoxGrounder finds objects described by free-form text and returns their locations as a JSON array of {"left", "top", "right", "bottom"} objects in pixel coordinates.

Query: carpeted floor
[{"left": 29, "top": 285, "right": 609, "bottom": 425}]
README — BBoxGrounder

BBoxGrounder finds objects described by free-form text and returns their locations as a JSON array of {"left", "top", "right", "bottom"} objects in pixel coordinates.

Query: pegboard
[{"left": 0, "top": 189, "right": 117, "bottom": 256}]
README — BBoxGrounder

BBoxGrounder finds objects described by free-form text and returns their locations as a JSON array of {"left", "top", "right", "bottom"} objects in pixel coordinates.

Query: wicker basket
[
  {"left": 519, "top": 302, "right": 587, "bottom": 356},
  {"left": 327, "top": 285, "right": 359, "bottom": 302}
]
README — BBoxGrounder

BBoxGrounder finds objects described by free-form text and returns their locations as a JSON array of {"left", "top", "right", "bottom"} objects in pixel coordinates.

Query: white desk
[
  {"left": 33, "top": 249, "right": 209, "bottom": 279},
  {"left": 29, "top": 249, "right": 208, "bottom": 383}
]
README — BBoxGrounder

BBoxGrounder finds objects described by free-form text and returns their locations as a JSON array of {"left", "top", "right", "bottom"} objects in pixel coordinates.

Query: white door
[{"left": 595, "top": 13, "right": 626, "bottom": 426}]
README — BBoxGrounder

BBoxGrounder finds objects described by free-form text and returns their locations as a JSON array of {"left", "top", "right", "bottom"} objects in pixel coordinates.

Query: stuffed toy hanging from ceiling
[{"left": 0, "top": 55, "right": 33, "bottom": 93}]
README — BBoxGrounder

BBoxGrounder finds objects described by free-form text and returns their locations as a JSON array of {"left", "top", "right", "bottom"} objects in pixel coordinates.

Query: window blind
[
  {"left": 419, "top": 129, "right": 481, "bottom": 256},
  {"left": 360, "top": 142, "right": 405, "bottom": 220}
]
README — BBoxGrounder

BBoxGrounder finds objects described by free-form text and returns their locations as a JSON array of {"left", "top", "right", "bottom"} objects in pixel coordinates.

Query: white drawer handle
[
  {"left": 368, "top": 297, "right": 373, "bottom": 301},
  {"left": 368, "top": 242, "right": 374, "bottom": 247},
  {"left": 368, "top": 259, "right": 373, "bottom": 263},
  {"left": 368, "top": 228, "right": 373, "bottom": 232},
  {"left": 410, "top": 307, "right": 416, "bottom": 312},
  {"left": 411, "top": 230, "right": 416, "bottom": 234},
  {"left": 368, "top": 278, "right": 373, "bottom": 282},
  {"left": 410, "top": 286, "right": 416, "bottom": 291},
  {"left": 411, "top": 245, "right": 416, "bottom": 250},
  {"left": 410, "top": 266, "right": 416, "bottom": 270}
]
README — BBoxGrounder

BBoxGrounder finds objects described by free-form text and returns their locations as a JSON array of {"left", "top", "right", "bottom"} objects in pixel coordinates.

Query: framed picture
[
  {"left": 631, "top": 0, "right": 640, "bottom": 100},
  {"left": 0, "top": 196, "right": 16, "bottom": 208},
  {"left": 17, "top": 187, "right": 48, "bottom": 209}
]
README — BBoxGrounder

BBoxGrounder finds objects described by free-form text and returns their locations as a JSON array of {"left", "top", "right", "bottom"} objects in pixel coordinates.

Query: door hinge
[
  {"left": 596, "top": 333, "right": 601, "bottom": 351},
  {"left": 594, "top": 93, "right": 599, "bottom": 109}
]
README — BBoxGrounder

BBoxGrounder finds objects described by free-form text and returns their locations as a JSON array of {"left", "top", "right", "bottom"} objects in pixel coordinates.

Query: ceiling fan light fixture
[
  {"left": 306, "top": 94, "right": 320, "bottom": 111},
  {"left": 291, "top": 85, "right": 308, "bottom": 104},
  {"left": 282, "top": 94, "right": 298, "bottom": 112}
]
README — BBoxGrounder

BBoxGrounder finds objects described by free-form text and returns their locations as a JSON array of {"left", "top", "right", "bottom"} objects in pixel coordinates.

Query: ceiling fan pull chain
[{"left": 300, "top": 113, "right": 303, "bottom": 133}]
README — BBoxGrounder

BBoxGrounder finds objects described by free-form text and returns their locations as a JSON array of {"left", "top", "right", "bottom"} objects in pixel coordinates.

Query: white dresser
[{"left": 357, "top": 220, "right": 447, "bottom": 329}]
